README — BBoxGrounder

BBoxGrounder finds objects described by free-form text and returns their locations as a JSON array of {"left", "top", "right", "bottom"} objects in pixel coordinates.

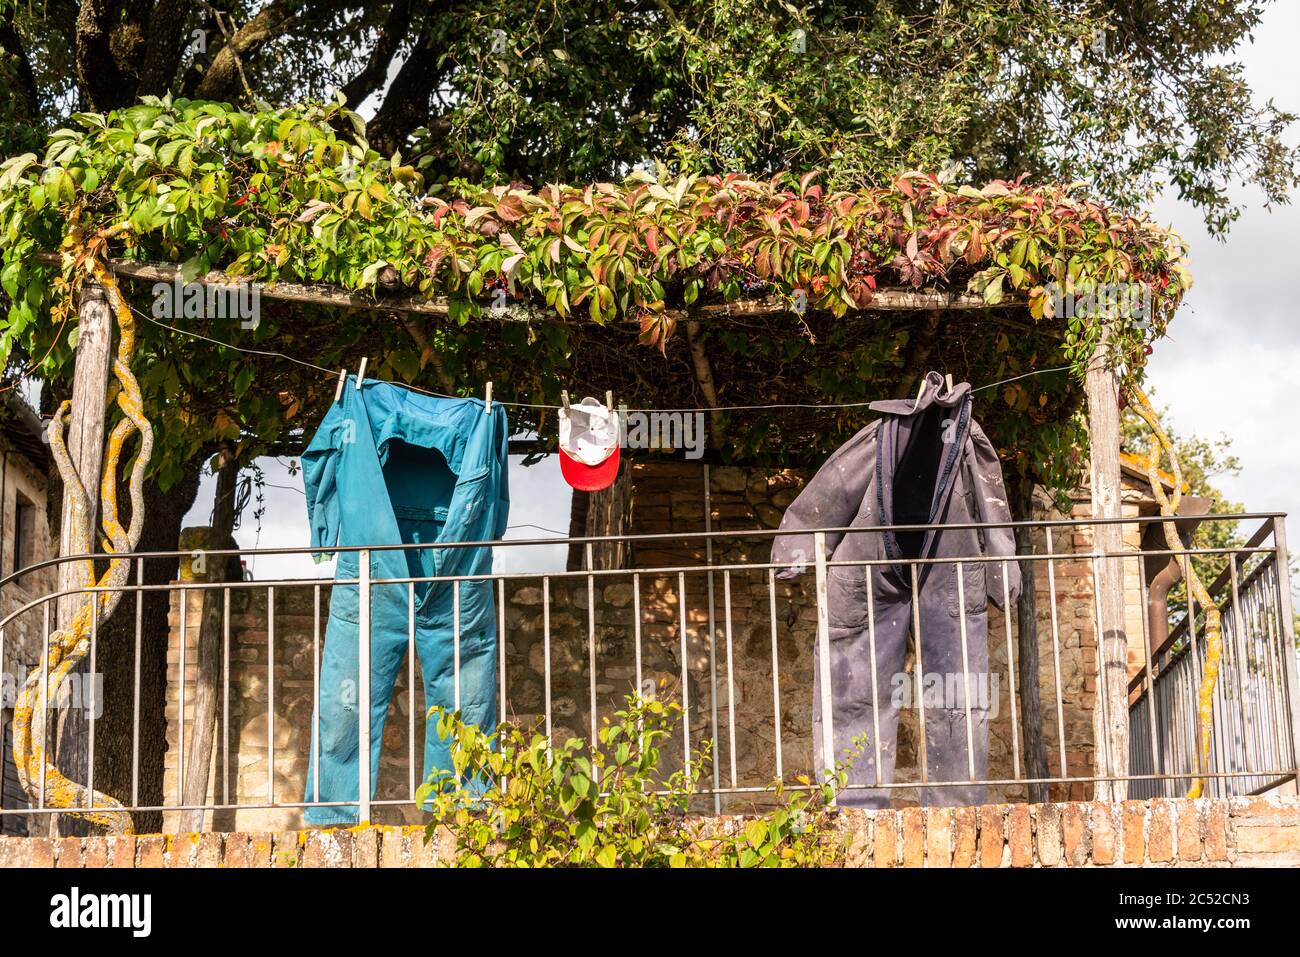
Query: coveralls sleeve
[
  {"left": 770, "top": 421, "right": 879, "bottom": 579},
  {"left": 492, "top": 408, "right": 511, "bottom": 542},
  {"left": 966, "top": 422, "right": 1022, "bottom": 607},
  {"left": 301, "top": 401, "right": 345, "bottom": 557}
]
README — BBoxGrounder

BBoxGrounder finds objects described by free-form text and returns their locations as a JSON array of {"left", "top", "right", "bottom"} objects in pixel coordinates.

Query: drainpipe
[
  {"left": 1142, "top": 496, "right": 1212, "bottom": 656},
  {"left": 1146, "top": 558, "right": 1182, "bottom": 655}
]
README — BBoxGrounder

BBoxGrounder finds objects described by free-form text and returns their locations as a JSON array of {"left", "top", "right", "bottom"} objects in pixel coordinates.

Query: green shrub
[{"left": 417, "top": 695, "right": 858, "bottom": 867}]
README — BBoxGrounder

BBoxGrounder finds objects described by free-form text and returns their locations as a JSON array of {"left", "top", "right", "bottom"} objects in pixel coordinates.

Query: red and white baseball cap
[{"left": 558, "top": 396, "right": 621, "bottom": 491}]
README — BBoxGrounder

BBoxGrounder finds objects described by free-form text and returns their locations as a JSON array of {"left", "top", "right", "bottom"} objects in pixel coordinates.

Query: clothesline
[{"left": 130, "top": 300, "right": 1074, "bottom": 414}]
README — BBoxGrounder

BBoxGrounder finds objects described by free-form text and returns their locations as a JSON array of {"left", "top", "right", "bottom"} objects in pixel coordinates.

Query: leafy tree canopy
[{"left": 2, "top": 0, "right": 1295, "bottom": 234}]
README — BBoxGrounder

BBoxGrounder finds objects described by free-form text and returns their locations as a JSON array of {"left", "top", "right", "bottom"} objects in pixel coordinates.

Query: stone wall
[
  {"left": 0, "top": 442, "right": 57, "bottom": 695},
  {"left": 162, "top": 458, "right": 1164, "bottom": 828},
  {"left": 4, "top": 795, "right": 1299, "bottom": 867},
  {"left": 1, "top": 438, "right": 56, "bottom": 838}
]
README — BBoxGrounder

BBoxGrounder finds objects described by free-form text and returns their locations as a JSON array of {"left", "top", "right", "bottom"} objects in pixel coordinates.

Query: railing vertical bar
[
  {"left": 1046, "top": 529, "right": 1068, "bottom": 780},
  {"left": 813, "top": 533, "right": 837, "bottom": 798},
  {"left": 1259, "top": 561, "right": 1287, "bottom": 783},
  {"left": 224, "top": 586, "right": 232, "bottom": 807},
  {"left": 1185, "top": 552, "right": 1204, "bottom": 790},
  {"left": 678, "top": 571, "right": 691, "bottom": 783},
  {"left": 1254, "top": 572, "right": 1274, "bottom": 788},
  {"left": 1247, "top": 575, "right": 1270, "bottom": 791},
  {"left": 1266, "top": 557, "right": 1294, "bottom": 777},
  {"left": 1211, "top": 589, "right": 1227, "bottom": 796},
  {"left": 1228, "top": 556, "right": 1256, "bottom": 781},
  {"left": 1256, "top": 572, "right": 1280, "bottom": 786},
  {"left": 311, "top": 584, "right": 319, "bottom": 805},
  {"left": 497, "top": 578, "right": 507, "bottom": 726},
  {"left": 634, "top": 572, "right": 644, "bottom": 757},
  {"left": 39, "top": 602, "right": 49, "bottom": 810},
  {"left": 1137, "top": 559, "right": 1161, "bottom": 788},
  {"left": 357, "top": 549, "right": 372, "bottom": 824},
  {"left": 543, "top": 576, "right": 552, "bottom": 749},
  {"left": 497, "top": 576, "right": 508, "bottom": 794},
  {"left": 267, "top": 585, "right": 275, "bottom": 807},
  {"left": 768, "top": 568, "right": 783, "bottom": 783},
  {"left": 87, "top": 595, "right": 97, "bottom": 807},
  {"left": 453, "top": 580, "right": 462, "bottom": 713},
  {"left": 956, "top": 563, "right": 975, "bottom": 783},
  {"left": 1179, "top": 645, "right": 1194, "bottom": 792},
  {"left": 633, "top": 572, "right": 643, "bottom": 699},
  {"left": 408, "top": 581, "right": 416, "bottom": 802},
  {"left": 178, "top": 581, "right": 187, "bottom": 804},
  {"left": 1269, "top": 533, "right": 1299, "bottom": 775},
  {"left": 910, "top": 561, "right": 927, "bottom": 789},
  {"left": 867, "top": 565, "right": 883, "bottom": 788},
  {"left": 1002, "top": 562, "right": 1021, "bottom": 781},
  {"left": 702, "top": 470, "right": 720, "bottom": 810},
  {"left": 585, "top": 542, "right": 598, "bottom": 782},
  {"left": 132, "top": 557, "right": 142, "bottom": 808},
  {"left": 1091, "top": 554, "right": 1113, "bottom": 791},
  {"left": 724, "top": 570, "right": 737, "bottom": 791},
  {"left": 1263, "top": 566, "right": 1288, "bottom": 782}
]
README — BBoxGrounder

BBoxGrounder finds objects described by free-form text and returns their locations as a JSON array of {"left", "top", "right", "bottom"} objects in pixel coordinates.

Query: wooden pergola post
[
  {"left": 1085, "top": 325, "right": 1129, "bottom": 801},
  {"left": 51, "top": 280, "right": 114, "bottom": 835}
]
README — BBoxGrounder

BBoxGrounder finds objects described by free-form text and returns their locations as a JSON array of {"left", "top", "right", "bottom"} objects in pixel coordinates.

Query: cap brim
[{"left": 560, "top": 444, "right": 621, "bottom": 491}]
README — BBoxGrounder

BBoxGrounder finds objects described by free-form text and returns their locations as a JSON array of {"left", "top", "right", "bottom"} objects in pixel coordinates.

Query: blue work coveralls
[{"left": 301, "top": 378, "right": 510, "bottom": 825}]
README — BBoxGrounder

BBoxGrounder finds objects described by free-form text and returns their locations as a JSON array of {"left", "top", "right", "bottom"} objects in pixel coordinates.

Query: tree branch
[
  {"left": 0, "top": 9, "right": 40, "bottom": 120},
  {"left": 193, "top": 0, "right": 302, "bottom": 101},
  {"left": 685, "top": 319, "right": 724, "bottom": 449},
  {"left": 365, "top": 6, "right": 453, "bottom": 159},
  {"left": 74, "top": 0, "right": 136, "bottom": 111},
  {"left": 339, "top": 0, "right": 415, "bottom": 110},
  {"left": 137, "top": 0, "right": 191, "bottom": 96}
]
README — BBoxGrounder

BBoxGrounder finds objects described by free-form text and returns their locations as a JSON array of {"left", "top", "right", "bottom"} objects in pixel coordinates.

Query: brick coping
[{"left": 1, "top": 795, "right": 1297, "bottom": 867}]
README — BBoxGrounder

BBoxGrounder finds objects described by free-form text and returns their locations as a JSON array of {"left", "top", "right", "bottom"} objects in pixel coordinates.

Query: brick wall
[{"left": 3, "top": 795, "right": 1298, "bottom": 867}]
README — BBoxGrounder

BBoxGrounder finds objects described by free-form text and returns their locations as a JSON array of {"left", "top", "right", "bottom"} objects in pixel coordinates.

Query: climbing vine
[{"left": 0, "top": 96, "right": 1190, "bottom": 488}]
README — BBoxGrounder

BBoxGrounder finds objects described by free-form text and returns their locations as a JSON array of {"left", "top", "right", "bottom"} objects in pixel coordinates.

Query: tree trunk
[
  {"left": 1085, "top": 328, "right": 1128, "bottom": 801},
  {"left": 92, "top": 462, "right": 201, "bottom": 835},
  {"left": 51, "top": 281, "right": 113, "bottom": 837},
  {"left": 178, "top": 447, "right": 240, "bottom": 833},
  {"left": 566, "top": 463, "right": 631, "bottom": 571},
  {"left": 1012, "top": 474, "right": 1050, "bottom": 803}
]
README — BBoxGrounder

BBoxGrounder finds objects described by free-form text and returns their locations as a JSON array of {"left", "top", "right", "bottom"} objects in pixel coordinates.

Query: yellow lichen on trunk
[{"left": 1127, "top": 385, "right": 1222, "bottom": 799}]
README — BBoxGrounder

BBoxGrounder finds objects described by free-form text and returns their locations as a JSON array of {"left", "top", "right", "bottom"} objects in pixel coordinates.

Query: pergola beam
[{"left": 37, "top": 253, "right": 1013, "bottom": 321}]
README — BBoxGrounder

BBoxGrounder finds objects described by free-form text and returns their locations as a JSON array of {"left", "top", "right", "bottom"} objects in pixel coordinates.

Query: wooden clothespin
[
  {"left": 561, "top": 390, "right": 571, "bottom": 412},
  {"left": 355, "top": 356, "right": 368, "bottom": 390},
  {"left": 944, "top": 373, "right": 954, "bottom": 395},
  {"left": 333, "top": 368, "right": 346, "bottom": 402},
  {"left": 484, "top": 381, "right": 493, "bottom": 413},
  {"left": 605, "top": 390, "right": 614, "bottom": 411},
  {"left": 913, "top": 376, "right": 927, "bottom": 408}
]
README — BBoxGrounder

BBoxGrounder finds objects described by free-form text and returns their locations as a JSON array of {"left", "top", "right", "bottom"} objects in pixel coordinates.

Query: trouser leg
[
  {"left": 417, "top": 582, "right": 498, "bottom": 801},
  {"left": 915, "top": 574, "right": 990, "bottom": 807},
  {"left": 813, "top": 585, "right": 912, "bottom": 809},
  {"left": 305, "top": 583, "right": 407, "bottom": 825}
]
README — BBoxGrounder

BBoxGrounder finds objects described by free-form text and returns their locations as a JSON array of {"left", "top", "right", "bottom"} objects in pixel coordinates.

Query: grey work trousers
[{"left": 813, "top": 560, "right": 991, "bottom": 809}]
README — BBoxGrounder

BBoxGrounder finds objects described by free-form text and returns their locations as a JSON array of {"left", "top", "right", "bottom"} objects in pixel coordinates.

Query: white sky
[
  {"left": 186, "top": 3, "right": 1300, "bottom": 579},
  {"left": 1146, "top": 1, "right": 1300, "bottom": 550}
]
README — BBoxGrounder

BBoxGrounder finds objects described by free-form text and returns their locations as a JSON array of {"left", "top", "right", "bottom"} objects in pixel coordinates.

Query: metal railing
[
  {"left": 0, "top": 512, "right": 1295, "bottom": 832},
  {"left": 1128, "top": 519, "right": 1299, "bottom": 798}
]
